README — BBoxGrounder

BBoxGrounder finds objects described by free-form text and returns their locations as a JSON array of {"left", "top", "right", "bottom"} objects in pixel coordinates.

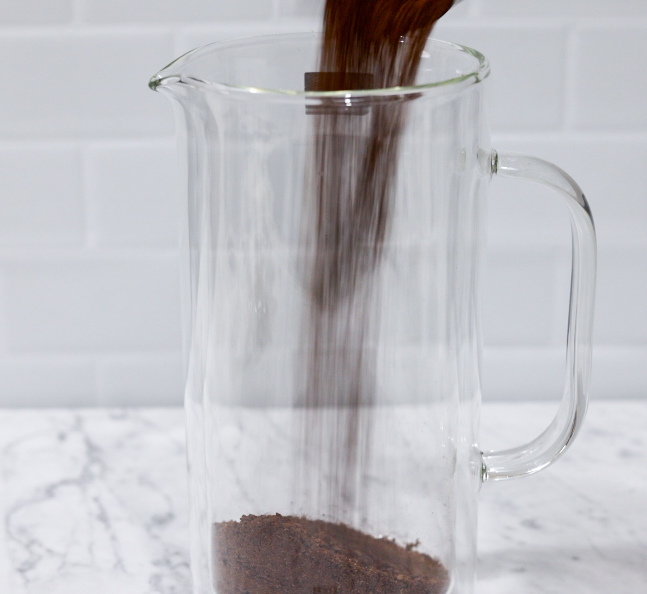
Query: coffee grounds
[
  {"left": 213, "top": 514, "right": 450, "bottom": 594},
  {"left": 310, "top": 0, "right": 456, "bottom": 309},
  {"left": 211, "top": 2, "right": 455, "bottom": 591}
]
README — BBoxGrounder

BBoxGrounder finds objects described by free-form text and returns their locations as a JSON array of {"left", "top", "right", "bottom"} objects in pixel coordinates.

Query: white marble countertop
[{"left": 0, "top": 400, "right": 645, "bottom": 594}]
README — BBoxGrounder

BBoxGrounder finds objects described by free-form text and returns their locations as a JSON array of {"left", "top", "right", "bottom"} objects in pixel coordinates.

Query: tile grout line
[
  {"left": 0, "top": 271, "right": 9, "bottom": 357},
  {"left": 562, "top": 21, "right": 580, "bottom": 132},
  {"left": 271, "top": 0, "right": 282, "bottom": 21},
  {"left": 0, "top": 247, "right": 181, "bottom": 260},
  {"left": 0, "top": 350, "right": 182, "bottom": 363},
  {"left": 467, "top": 0, "right": 483, "bottom": 18},
  {"left": 80, "top": 144, "right": 98, "bottom": 250},
  {"left": 92, "top": 354, "right": 103, "bottom": 407},
  {"left": 549, "top": 245, "right": 571, "bottom": 348},
  {"left": 5, "top": 131, "right": 647, "bottom": 151},
  {"left": 171, "top": 29, "right": 185, "bottom": 59},
  {"left": 0, "top": 23, "right": 179, "bottom": 38},
  {"left": 71, "top": 0, "right": 84, "bottom": 25},
  {"left": 0, "top": 16, "right": 644, "bottom": 36},
  {"left": 491, "top": 130, "right": 647, "bottom": 142}
]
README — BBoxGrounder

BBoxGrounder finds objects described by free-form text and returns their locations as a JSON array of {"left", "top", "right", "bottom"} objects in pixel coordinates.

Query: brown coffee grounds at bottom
[{"left": 212, "top": 514, "right": 449, "bottom": 594}]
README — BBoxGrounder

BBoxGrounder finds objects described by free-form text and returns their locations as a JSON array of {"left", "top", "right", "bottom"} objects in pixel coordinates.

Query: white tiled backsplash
[{"left": 1, "top": 0, "right": 646, "bottom": 407}]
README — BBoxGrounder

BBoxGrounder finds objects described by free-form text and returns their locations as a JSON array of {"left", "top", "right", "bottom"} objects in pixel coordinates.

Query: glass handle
[{"left": 481, "top": 151, "right": 597, "bottom": 482}]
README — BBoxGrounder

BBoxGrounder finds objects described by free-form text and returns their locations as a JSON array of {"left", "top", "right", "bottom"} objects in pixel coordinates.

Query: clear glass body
[{"left": 151, "top": 33, "right": 596, "bottom": 594}]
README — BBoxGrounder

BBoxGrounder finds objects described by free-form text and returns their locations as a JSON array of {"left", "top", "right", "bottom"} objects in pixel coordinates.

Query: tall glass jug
[{"left": 150, "top": 33, "right": 596, "bottom": 594}]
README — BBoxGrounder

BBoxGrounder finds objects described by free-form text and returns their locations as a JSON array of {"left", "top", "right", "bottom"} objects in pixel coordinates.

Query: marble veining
[
  {"left": 0, "top": 409, "right": 190, "bottom": 594},
  {"left": 477, "top": 400, "right": 647, "bottom": 593},
  {"left": 0, "top": 401, "right": 645, "bottom": 593}
]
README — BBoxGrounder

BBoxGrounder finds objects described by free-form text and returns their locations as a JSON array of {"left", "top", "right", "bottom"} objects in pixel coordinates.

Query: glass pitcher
[{"left": 149, "top": 33, "right": 596, "bottom": 594}]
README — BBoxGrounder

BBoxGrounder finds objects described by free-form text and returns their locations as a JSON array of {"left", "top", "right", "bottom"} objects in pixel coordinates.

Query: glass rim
[{"left": 149, "top": 32, "right": 490, "bottom": 98}]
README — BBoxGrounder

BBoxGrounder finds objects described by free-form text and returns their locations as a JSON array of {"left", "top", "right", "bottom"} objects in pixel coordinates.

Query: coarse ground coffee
[{"left": 213, "top": 514, "right": 450, "bottom": 594}]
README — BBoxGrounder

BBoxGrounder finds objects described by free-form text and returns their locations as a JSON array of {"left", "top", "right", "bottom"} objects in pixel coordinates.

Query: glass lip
[{"left": 149, "top": 32, "right": 490, "bottom": 98}]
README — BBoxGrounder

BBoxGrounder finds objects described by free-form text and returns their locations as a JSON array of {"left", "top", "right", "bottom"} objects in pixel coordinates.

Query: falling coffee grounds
[
  {"left": 300, "top": 0, "right": 455, "bottom": 518},
  {"left": 213, "top": 515, "right": 450, "bottom": 594},
  {"left": 214, "top": 0, "right": 455, "bottom": 591}
]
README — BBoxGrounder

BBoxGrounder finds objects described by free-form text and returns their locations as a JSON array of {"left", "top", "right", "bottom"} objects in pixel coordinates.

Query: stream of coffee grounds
[
  {"left": 300, "top": 0, "right": 455, "bottom": 520},
  {"left": 213, "top": 1, "right": 454, "bottom": 591}
]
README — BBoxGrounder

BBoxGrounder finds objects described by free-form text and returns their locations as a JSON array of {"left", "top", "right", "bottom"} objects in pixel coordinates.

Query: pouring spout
[
  {"left": 148, "top": 72, "right": 181, "bottom": 92},
  {"left": 148, "top": 48, "right": 198, "bottom": 92}
]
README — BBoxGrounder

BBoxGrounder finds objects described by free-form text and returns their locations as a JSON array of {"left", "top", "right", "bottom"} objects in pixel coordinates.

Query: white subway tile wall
[
  {"left": 573, "top": 26, "right": 647, "bottom": 128},
  {"left": 86, "top": 142, "right": 180, "bottom": 248},
  {"left": 0, "top": 32, "right": 176, "bottom": 137},
  {"left": 3, "top": 258, "right": 181, "bottom": 352},
  {"left": 434, "top": 23, "right": 569, "bottom": 130},
  {"left": 96, "top": 352, "right": 184, "bottom": 407},
  {"left": 81, "top": 0, "right": 273, "bottom": 24},
  {"left": 0, "top": 146, "right": 84, "bottom": 246},
  {"left": 481, "top": 0, "right": 647, "bottom": 18},
  {"left": 0, "top": 0, "right": 74, "bottom": 25},
  {"left": 0, "top": 0, "right": 645, "bottom": 407}
]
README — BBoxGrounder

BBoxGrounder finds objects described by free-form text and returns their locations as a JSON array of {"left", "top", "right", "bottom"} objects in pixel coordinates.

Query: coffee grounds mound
[{"left": 212, "top": 514, "right": 450, "bottom": 593}]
